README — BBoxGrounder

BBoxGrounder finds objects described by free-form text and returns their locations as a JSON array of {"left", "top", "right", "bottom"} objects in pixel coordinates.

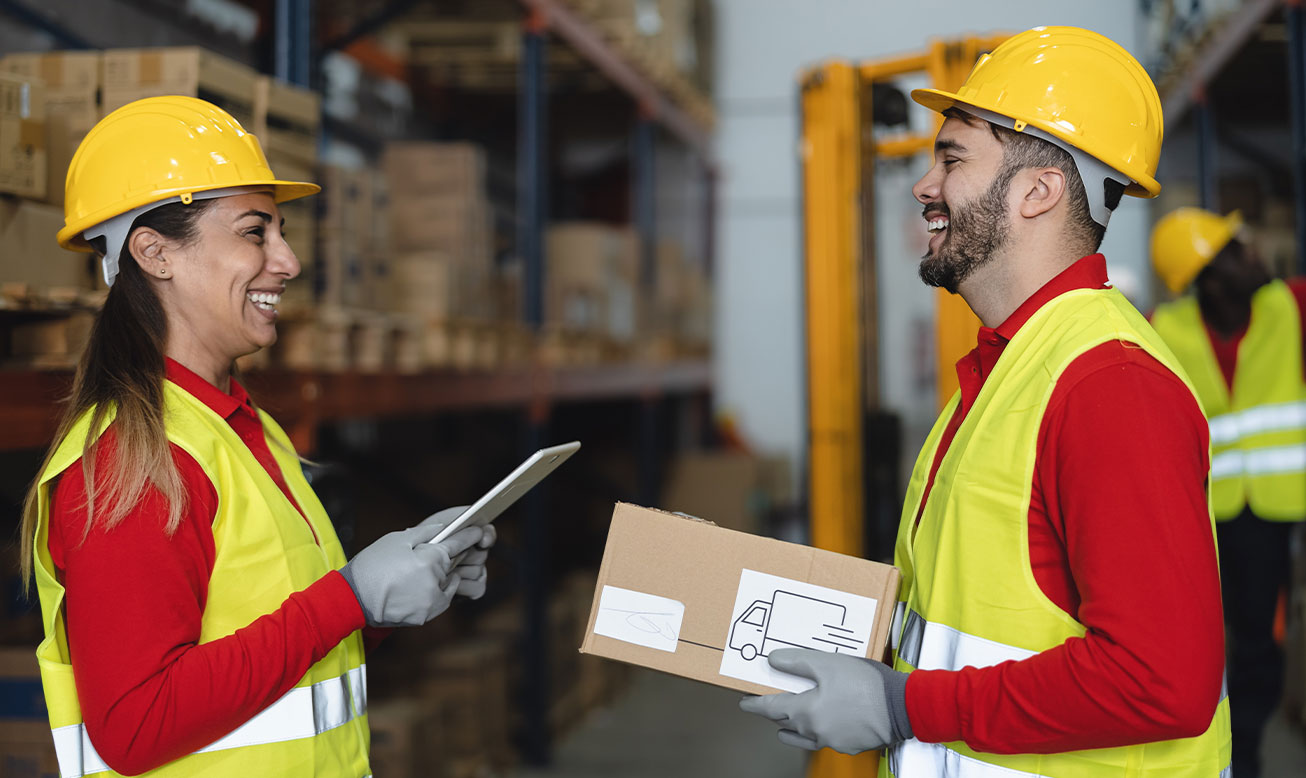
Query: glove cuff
[
  {"left": 881, "top": 664, "right": 914, "bottom": 742},
  {"left": 337, "top": 562, "right": 376, "bottom": 626}
]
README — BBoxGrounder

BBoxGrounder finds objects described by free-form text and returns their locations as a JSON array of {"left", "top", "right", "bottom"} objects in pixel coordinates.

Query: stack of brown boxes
[
  {"left": 253, "top": 75, "right": 321, "bottom": 310},
  {"left": 544, "top": 222, "right": 639, "bottom": 356},
  {"left": 382, "top": 142, "right": 494, "bottom": 322}
]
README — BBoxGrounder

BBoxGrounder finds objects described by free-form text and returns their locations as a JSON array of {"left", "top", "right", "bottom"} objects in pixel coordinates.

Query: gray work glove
[
  {"left": 339, "top": 520, "right": 485, "bottom": 628},
  {"left": 738, "top": 648, "right": 912, "bottom": 755},
  {"left": 417, "top": 506, "right": 497, "bottom": 600}
]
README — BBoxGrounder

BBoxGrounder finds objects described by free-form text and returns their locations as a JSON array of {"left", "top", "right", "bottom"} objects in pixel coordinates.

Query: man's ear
[
  {"left": 128, "top": 227, "right": 173, "bottom": 279},
  {"left": 1016, "top": 167, "right": 1068, "bottom": 219}
]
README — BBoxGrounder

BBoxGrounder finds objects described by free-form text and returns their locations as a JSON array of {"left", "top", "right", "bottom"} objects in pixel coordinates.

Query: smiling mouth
[
  {"left": 247, "top": 291, "right": 281, "bottom": 312},
  {"left": 927, "top": 216, "right": 949, "bottom": 234}
]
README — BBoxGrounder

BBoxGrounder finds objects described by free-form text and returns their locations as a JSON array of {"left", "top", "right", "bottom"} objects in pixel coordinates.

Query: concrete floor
[
  {"left": 514, "top": 669, "right": 1306, "bottom": 778},
  {"left": 511, "top": 670, "right": 806, "bottom": 778}
]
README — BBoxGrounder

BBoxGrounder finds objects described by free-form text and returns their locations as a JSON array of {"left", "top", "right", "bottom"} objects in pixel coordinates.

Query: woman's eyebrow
[{"left": 236, "top": 209, "right": 273, "bottom": 223}]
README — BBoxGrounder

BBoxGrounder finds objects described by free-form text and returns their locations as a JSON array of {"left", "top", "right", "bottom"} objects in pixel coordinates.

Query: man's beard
[{"left": 918, "top": 172, "right": 1012, "bottom": 294}]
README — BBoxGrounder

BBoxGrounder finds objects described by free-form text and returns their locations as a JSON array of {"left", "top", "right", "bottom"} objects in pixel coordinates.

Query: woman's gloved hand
[
  {"left": 339, "top": 521, "right": 485, "bottom": 628},
  {"left": 417, "top": 506, "right": 497, "bottom": 600}
]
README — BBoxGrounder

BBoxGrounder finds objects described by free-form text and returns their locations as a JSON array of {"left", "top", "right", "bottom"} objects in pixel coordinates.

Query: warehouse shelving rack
[
  {"left": 0, "top": 0, "right": 718, "bottom": 767},
  {"left": 1155, "top": 0, "right": 1306, "bottom": 276}
]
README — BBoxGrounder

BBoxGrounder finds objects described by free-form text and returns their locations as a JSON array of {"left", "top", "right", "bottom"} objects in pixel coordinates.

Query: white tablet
[{"left": 426, "top": 441, "right": 582, "bottom": 545}]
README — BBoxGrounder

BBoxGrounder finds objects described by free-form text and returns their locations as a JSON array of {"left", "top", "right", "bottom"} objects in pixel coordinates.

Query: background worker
[
  {"left": 740, "top": 26, "right": 1232, "bottom": 776},
  {"left": 1150, "top": 207, "right": 1306, "bottom": 777},
  {"left": 20, "top": 96, "right": 493, "bottom": 777}
]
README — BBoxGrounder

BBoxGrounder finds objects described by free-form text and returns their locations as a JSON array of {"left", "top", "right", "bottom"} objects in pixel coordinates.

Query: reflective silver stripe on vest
[
  {"left": 890, "top": 738, "right": 1045, "bottom": 777},
  {"left": 889, "top": 739, "right": 1231, "bottom": 778},
  {"left": 897, "top": 610, "right": 1036, "bottom": 671},
  {"left": 1208, "top": 401, "right": 1306, "bottom": 446},
  {"left": 890, "top": 601, "right": 907, "bottom": 652},
  {"left": 1210, "top": 443, "right": 1306, "bottom": 481},
  {"left": 51, "top": 665, "right": 367, "bottom": 778}
]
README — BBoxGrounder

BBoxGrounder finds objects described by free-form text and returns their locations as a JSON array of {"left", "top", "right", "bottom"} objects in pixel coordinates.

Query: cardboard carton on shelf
[
  {"left": 0, "top": 74, "right": 46, "bottom": 200},
  {"left": 581, "top": 503, "right": 900, "bottom": 695},
  {"left": 382, "top": 141, "right": 486, "bottom": 199},
  {"left": 387, "top": 193, "right": 492, "bottom": 267},
  {"left": 545, "top": 222, "right": 639, "bottom": 342},
  {"left": 0, "top": 51, "right": 101, "bottom": 206},
  {"left": 0, "top": 198, "right": 92, "bottom": 297},
  {"left": 101, "top": 48, "right": 260, "bottom": 129},
  {"left": 253, "top": 76, "right": 320, "bottom": 170}
]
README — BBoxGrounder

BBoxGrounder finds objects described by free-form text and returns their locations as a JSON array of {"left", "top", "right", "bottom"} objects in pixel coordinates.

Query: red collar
[
  {"left": 164, "top": 358, "right": 254, "bottom": 421},
  {"left": 985, "top": 254, "right": 1111, "bottom": 344}
]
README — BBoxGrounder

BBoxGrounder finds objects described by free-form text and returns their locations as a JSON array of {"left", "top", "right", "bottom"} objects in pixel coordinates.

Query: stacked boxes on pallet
[
  {"left": 382, "top": 141, "right": 503, "bottom": 369},
  {"left": 383, "top": 142, "right": 494, "bottom": 319},
  {"left": 254, "top": 75, "right": 321, "bottom": 311}
]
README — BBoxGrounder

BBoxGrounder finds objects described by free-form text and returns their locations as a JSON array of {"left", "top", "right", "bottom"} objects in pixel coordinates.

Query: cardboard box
[
  {"left": 0, "top": 75, "right": 46, "bottom": 199},
  {"left": 545, "top": 223, "right": 638, "bottom": 341},
  {"left": 388, "top": 193, "right": 491, "bottom": 262},
  {"left": 382, "top": 142, "right": 485, "bottom": 198},
  {"left": 581, "top": 503, "right": 900, "bottom": 695},
  {"left": 385, "top": 251, "right": 456, "bottom": 319},
  {"left": 0, "top": 52, "right": 100, "bottom": 205},
  {"left": 252, "top": 76, "right": 320, "bottom": 169},
  {"left": 101, "top": 48, "right": 259, "bottom": 130},
  {"left": 0, "top": 199, "right": 91, "bottom": 293},
  {"left": 0, "top": 52, "right": 99, "bottom": 124}
]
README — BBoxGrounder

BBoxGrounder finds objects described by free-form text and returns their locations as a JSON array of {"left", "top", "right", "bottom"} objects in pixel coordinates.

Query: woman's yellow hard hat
[
  {"left": 912, "top": 26, "right": 1164, "bottom": 200},
  {"left": 59, "top": 95, "right": 319, "bottom": 282},
  {"left": 1151, "top": 207, "right": 1244, "bottom": 294}
]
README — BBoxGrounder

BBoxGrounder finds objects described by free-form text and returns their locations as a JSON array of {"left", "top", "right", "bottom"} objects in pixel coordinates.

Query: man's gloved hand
[
  {"left": 339, "top": 521, "right": 485, "bottom": 628},
  {"left": 416, "top": 506, "right": 497, "bottom": 600},
  {"left": 738, "top": 648, "right": 912, "bottom": 755}
]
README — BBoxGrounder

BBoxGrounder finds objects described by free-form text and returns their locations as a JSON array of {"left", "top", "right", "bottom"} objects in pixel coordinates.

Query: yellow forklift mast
[{"left": 798, "top": 35, "right": 1005, "bottom": 778}]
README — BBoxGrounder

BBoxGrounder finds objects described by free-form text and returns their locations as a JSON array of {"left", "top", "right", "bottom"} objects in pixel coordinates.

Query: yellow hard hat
[
  {"left": 912, "top": 26, "right": 1163, "bottom": 200},
  {"left": 59, "top": 95, "right": 319, "bottom": 261},
  {"left": 1150, "top": 207, "right": 1244, "bottom": 294}
]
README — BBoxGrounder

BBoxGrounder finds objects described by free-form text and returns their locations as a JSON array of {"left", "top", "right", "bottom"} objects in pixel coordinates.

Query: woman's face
[{"left": 158, "top": 192, "right": 300, "bottom": 373}]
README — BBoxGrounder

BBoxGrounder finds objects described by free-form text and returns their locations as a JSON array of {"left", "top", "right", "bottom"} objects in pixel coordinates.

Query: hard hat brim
[
  {"left": 910, "top": 87, "right": 1162, "bottom": 200},
  {"left": 58, "top": 179, "right": 321, "bottom": 253}
]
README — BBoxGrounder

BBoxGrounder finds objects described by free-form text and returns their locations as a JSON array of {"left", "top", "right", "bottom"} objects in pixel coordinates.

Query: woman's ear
[
  {"left": 128, "top": 227, "right": 173, "bottom": 280},
  {"left": 1017, "top": 167, "right": 1068, "bottom": 219}
]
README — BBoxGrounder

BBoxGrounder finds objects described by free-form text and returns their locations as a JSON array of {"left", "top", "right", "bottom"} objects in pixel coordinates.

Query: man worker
[
  {"left": 1150, "top": 206, "right": 1306, "bottom": 777},
  {"left": 740, "top": 26, "right": 1232, "bottom": 777}
]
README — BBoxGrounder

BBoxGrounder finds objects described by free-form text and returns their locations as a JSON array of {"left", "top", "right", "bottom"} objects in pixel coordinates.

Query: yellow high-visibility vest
[
  {"left": 1151, "top": 279, "right": 1306, "bottom": 521},
  {"left": 882, "top": 287, "right": 1231, "bottom": 778},
  {"left": 32, "top": 381, "right": 370, "bottom": 777}
]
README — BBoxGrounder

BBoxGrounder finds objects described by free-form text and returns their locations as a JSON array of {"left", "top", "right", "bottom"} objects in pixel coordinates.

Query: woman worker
[{"left": 19, "top": 96, "right": 491, "bottom": 777}]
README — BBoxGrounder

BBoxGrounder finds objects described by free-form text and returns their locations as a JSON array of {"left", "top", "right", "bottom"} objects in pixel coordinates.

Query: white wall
[{"left": 711, "top": 1, "right": 1150, "bottom": 485}]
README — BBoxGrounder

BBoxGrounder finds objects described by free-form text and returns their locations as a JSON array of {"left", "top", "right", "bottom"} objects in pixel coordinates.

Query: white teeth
[
  {"left": 247, "top": 291, "right": 281, "bottom": 309},
  {"left": 927, "top": 218, "right": 949, "bottom": 233}
]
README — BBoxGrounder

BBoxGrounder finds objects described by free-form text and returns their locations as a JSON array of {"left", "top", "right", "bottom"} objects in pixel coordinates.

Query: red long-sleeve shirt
[
  {"left": 48, "top": 359, "right": 369, "bottom": 775},
  {"left": 904, "top": 255, "right": 1227, "bottom": 753}
]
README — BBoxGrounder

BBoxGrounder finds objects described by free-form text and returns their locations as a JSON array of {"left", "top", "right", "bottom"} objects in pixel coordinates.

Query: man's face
[{"left": 911, "top": 116, "right": 1013, "bottom": 293}]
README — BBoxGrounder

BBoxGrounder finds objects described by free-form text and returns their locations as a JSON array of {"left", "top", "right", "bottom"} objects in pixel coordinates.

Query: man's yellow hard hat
[
  {"left": 911, "top": 26, "right": 1163, "bottom": 200},
  {"left": 58, "top": 95, "right": 319, "bottom": 253},
  {"left": 1151, "top": 207, "right": 1244, "bottom": 294}
]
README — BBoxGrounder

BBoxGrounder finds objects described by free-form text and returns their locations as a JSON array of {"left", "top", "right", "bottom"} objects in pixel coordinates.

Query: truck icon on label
[{"left": 728, "top": 590, "right": 866, "bottom": 661}]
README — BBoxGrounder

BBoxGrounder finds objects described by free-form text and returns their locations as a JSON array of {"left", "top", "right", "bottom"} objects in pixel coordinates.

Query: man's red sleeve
[
  {"left": 905, "top": 343, "right": 1226, "bottom": 753},
  {"left": 1286, "top": 277, "right": 1306, "bottom": 380},
  {"left": 50, "top": 430, "right": 367, "bottom": 775}
]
